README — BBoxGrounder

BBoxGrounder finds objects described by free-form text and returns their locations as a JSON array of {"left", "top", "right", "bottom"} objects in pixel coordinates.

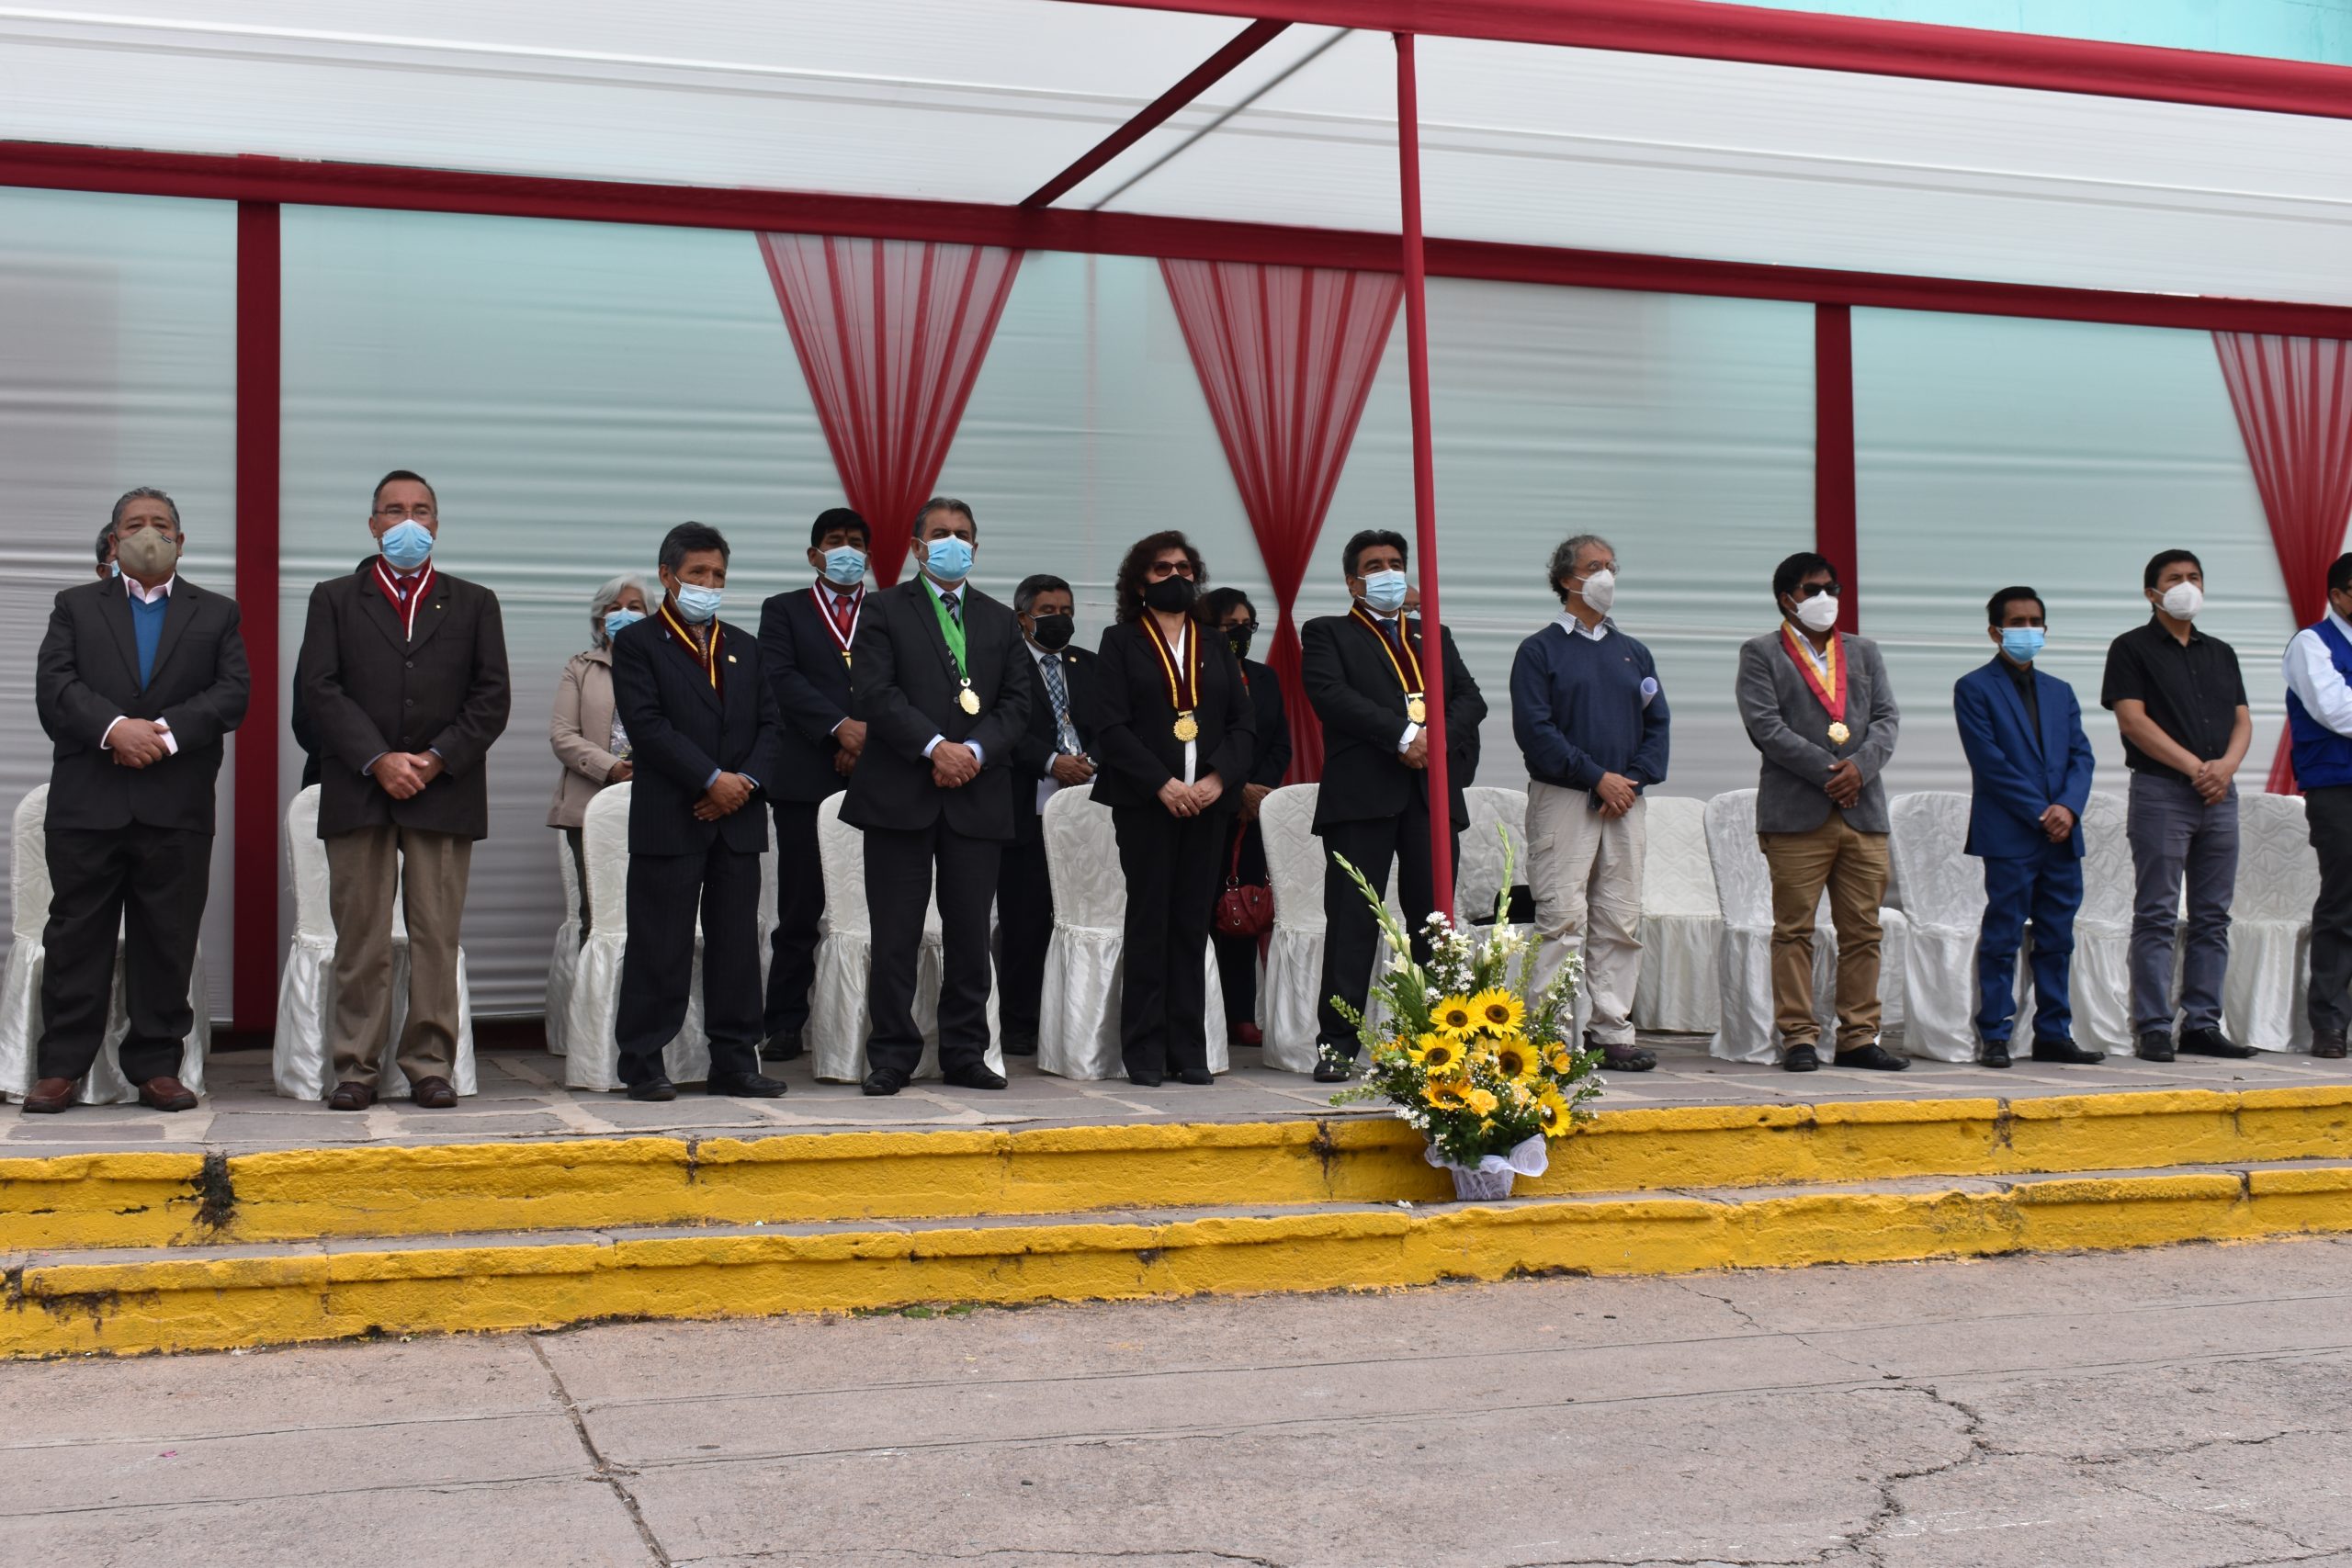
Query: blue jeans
[
  {"left": 2126, "top": 771, "right": 2238, "bottom": 1037},
  {"left": 1975, "top": 843, "right": 2082, "bottom": 1045}
]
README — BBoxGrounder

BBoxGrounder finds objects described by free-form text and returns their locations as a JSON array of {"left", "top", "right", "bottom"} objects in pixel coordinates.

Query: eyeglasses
[
  {"left": 1225, "top": 618, "right": 1260, "bottom": 634},
  {"left": 1146, "top": 559, "right": 1196, "bottom": 580},
  {"left": 1792, "top": 581, "right": 1841, "bottom": 601}
]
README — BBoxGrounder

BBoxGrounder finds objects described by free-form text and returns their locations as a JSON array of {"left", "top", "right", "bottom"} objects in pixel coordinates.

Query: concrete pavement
[{"left": 7, "top": 1239, "right": 2352, "bottom": 1565}]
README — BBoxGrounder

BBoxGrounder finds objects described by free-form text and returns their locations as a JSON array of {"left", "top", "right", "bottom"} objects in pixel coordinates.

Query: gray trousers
[{"left": 2125, "top": 771, "right": 2237, "bottom": 1038}]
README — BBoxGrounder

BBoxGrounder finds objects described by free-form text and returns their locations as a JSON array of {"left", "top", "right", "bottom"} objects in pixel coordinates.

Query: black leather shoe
[
  {"left": 409, "top": 1076, "right": 458, "bottom": 1110},
  {"left": 1980, "top": 1041, "right": 2012, "bottom": 1069},
  {"left": 1001, "top": 1028, "right": 1039, "bottom": 1057},
  {"left": 1174, "top": 1067, "right": 1215, "bottom": 1086},
  {"left": 1782, "top": 1044, "right": 1819, "bottom": 1073},
  {"left": 1834, "top": 1043, "right": 1910, "bottom": 1072},
  {"left": 1128, "top": 1069, "right": 1165, "bottom": 1088},
  {"left": 1596, "top": 1036, "right": 1657, "bottom": 1073},
  {"left": 2031, "top": 1038, "right": 2106, "bottom": 1065},
  {"left": 2179, "top": 1027, "right": 2256, "bottom": 1059},
  {"left": 759, "top": 1029, "right": 803, "bottom": 1064},
  {"left": 627, "top": 1077, "right": 677, "bottom": 1102},
  {"left": 862, "top": 1066, "right": 910, "bottom": 1097},
  {"left": 1313, "top": 1049, "right": 1355, "bottom": 1083},
  {"left": 942, "top": 1063, "right": 1008, "bottom": 1090},
  {"left": 2136, "top": 1032, "right": 2177, "bottom": 1063},
  {"left": 2315, "top": 1031, "right": 2348, "bottom": 1060},
  {"left": 327, "top": 1081, "right": 375, "bottom": 1111},
  {"left": 707, "top": 1072, "right": 787, "bottom": 1098}
]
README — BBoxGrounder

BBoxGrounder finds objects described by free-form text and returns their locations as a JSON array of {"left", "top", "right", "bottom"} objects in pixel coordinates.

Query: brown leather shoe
[
  {"left": 327, "top": 1081, "right": 375, "bottom": 1111},
  {"left": 409, "top": 1076, "right": 457, "bottom": 1110},
  {"left": 137, "top": 1076, "right": 198, "bottom": 1111},
  {"left": 19, "top": 1077, "right": 75, "bottom": 1114}
]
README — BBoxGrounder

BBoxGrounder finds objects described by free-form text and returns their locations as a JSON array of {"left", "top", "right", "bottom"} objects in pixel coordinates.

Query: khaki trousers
[
  {"left": 1758, "top": 811, "right": 1888, "bottom": 1055},
  {"left": 325, "top": 823, "right": 472, "bottom": 1088},
  {"left": 1524, "top": 783, "right": 1645, "bottom": 1045}
]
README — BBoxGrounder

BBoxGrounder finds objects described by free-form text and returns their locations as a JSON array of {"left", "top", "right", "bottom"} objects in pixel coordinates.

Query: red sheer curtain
[
  {"left": 759, "top": 233, "right": 1023, "bottom": 586},
  {"left": 2213, "top": 333, "right": 2352, "bottom": 792},
  {"left": 1159, "top": 258, "right": 1402, "bottom": 781}
]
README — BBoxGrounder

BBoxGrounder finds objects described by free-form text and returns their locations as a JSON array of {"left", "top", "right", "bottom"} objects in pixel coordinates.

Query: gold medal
[
  {"left": 957, "top": 685, "right": 981, "bottom": 716},
  {"left": 1406, "top": 694, "right": 1427, "bottom": 725},
  {"left": 1826, "top": 721, "right": 1850, "bottom": 746},
  {"left": 1173, "top": 712, "right": 1200, "bottom": 743}
]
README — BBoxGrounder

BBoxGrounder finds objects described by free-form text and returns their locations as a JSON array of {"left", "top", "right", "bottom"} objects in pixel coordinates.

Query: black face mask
[
  {"left": 1226, "top": 628, "right": 1254, "bottom": 660},
  {"left": 1030, "top": 613, "right": 1074, "bottom": 650},
  {"left": 1144, "top": 576, "right": 1197, "bottom": 614}
]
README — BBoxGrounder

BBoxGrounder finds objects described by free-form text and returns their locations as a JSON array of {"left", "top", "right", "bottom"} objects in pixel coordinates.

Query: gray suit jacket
[{"left": 1736, "top": 627, "right": 1900, "bottom": 834}]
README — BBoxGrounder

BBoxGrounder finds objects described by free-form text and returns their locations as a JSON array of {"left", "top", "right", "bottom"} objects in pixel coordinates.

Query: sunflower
[
  {"left": 1370, "top": 1032, "right": 1411, "bottom": 1064},
  {"left": 1534, "top": 1089, "right": 1574, "bottom": 1137},
  {"left": 1542, "top": 1040, "right": 1577, "bottom": 1075},
  {"left": 1410, "top": 1034, "right": 1463, "bottom": 1074},
  {"left": 1464, "top": 1085, "right": 1499, "bottom": 1117},
  {"left": 1470, "top": 987, "right": 1526, "bottom": 1037},
  {"left": 1430, "top": 995, "right": 1479, "bottom": 1039},
  {"left": 1489, "top": 1037, "right": 1539, "bottom": 1082},
  {"left": 1424, "top": 1074, "right": 1470, "bottom": 1110}
]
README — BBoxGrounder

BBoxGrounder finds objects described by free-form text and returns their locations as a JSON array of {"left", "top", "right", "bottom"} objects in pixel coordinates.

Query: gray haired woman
[{"left": 548, "top": 573, "right": 650, "bottom": 931}]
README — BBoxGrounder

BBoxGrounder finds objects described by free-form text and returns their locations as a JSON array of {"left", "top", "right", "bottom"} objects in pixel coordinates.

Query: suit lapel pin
[{"left": 727, "top": 654, "right": 738, "bottom": 663}]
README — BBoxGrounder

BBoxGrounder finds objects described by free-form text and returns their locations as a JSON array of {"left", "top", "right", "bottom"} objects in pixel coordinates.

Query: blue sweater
[{"left": 1510, "top": 619, "right": 1670, "bottom": 792}]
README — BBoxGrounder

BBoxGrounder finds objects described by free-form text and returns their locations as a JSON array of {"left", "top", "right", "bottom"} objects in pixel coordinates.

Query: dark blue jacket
[
  {"left": 1953, "top": 656, "right": 2095, "bottom": 861},
  {"left": 1509, "top": 619, "right": 1668, "bottom": 795}
]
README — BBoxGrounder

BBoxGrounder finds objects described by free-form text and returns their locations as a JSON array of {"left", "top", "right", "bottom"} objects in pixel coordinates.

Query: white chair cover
[
  {"left": 1702, "top": 788, "right": 1910, "bottom": 1063},
  {"left": 544, "top": 829, "right": 582, "bottom": 1056},
  {"left": 0, "top": 785, "right": 209, "bottom": 1102},
  {"left": 1888, "top": 790, "right": 2036, "bottom": 1064},
  {"left": 1035, "top": 784, "right": 1227, "bottom": 1080},
  {"left": 274, "top": 784, "right": 477, "bottom": 1100},
  {"left": 807, "top": 792, "right": 1005, "bottom": 1083},
  {"left": 1632, "top": 794, "right": 1722, "bottom": 1033},
  {"left": 2073, "top": 790, "right": 2137, "bottom": 1054},
  {"left": 560, "top": 783, "right": 712, "bottom": 1089},
  {"left": 1260, "top": 784, "right": 1330, "bottom": 1072},
  {"left": 2225, "top": 791, "right": 2319, "bottom": 1053}
]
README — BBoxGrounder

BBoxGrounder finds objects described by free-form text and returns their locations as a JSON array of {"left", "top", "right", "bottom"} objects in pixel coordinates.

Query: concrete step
[
  {"left": 7, "top": 1084, "right": 2352, "bottom": 1255},
  {"left": 9, "top": 1158, "right": 2352, "bottom": 1358}
]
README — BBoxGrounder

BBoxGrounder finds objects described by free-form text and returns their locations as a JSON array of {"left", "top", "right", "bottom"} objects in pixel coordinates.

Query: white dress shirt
[
  {"left": 2285, "top": 606, "right": 2352, "bottom": 739},
  {"left": 101, "top": 574, "right": 180, "bottom": 756},
  {"left": 1556, "top": 610, "right": 1612, "bottom": 643}
]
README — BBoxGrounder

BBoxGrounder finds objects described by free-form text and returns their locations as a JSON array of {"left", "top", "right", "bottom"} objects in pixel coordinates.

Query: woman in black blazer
[{"left": 1091, "top": 531, "right": 1257, "bottom": 1086}]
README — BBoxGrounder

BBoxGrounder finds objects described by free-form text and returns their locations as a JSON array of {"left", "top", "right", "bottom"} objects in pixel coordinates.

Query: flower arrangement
[{"left": 1324, "top": 831, "right": 1604, "bottom": 1195}]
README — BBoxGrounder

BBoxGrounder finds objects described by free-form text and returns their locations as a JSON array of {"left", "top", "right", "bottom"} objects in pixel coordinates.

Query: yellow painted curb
[
  {"left": 11, "top": 1086, "right": 2352, "bottom": 1253},
  {"left": 8, "top": 1163, "right": 2352, "bottom": 1358}
]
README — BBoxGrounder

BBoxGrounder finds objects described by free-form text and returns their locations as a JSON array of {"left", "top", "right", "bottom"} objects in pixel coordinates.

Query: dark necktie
[
  {"left": 941, "top": 590, "right": 961, "bottom": 626},
  {"left": 1042, "top": 653, "right": 1077, "bottom": 753},
  {"left": 1377, "top": 615, "right": 1402, "bottom": 653}
]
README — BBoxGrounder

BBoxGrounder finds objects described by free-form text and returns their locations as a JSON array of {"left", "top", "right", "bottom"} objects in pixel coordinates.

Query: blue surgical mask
[
  {"left": 603, "top": 608, "right": 645, "bottom": 642},
  {"left": 921, "top": 535, "right": 975, "bottom": 585},
  {"left": 379, "top": 518, "right": 435, "bottom": 571},
  {"left": 821, "top": 547, "right": 867, "bottom": 589},
  {"left": 1360, "top": 569, "right": 1408, "bottom": 615},
  {"left": 673, "top": 583, "right": 724, "bottom": 624},
  {"left": 2001, "top": 626, "right": 2045, "bottom": 663}
]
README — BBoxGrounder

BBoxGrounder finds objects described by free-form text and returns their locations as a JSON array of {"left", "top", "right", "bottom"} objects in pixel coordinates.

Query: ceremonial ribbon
[
  {"left": 1350, "top": 605, "right": 1425, "bottom": 707},
  {"left": 814, "top": 584, "right": 863, "bottom": 665},
  {"left": 372, "top": 559, "right": 435, "bottom": 642},
  {"left": 658, "top": 598, "right": 722, "bottom": 692},
  {"left": 1139, "top": 614, "right": 1201, "bottom": 716},
  {"left": 1780, "top": 623, "right": 1846, "bottom": 721}
]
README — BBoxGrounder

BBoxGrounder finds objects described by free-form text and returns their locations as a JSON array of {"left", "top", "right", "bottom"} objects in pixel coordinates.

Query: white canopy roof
[{"left": 4, "top": 0, "right": 2350, "bottom": 301}]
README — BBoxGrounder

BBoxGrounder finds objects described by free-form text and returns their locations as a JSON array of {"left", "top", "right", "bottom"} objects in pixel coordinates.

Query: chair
[
  {"left": 1035, "top": 784, "right": 1227, "bottom": 1079},
  {"left": 1259, "top": 784, "right": 1330, "bottom": 1071},
  {"left": 0, "top": 785, "right": 210, "bottom": 1102},
  {"left": 273, "top": 784, "right": 478, "bottom": 1100},
  {"left": 1702, "top": 789, "right": 1910, "bottom": 1063},
  {"left": 1632, "top": 794, "right": 1722, "bottom": 1034},
  {"left": 1887, "top": 791, "right": 2030, "bottom": 1063},
  {"left": 544, "top": 831, "right": 583, "bottom": 1056},
  {"left": 2225, "top": 791, "right": 2320, "bottom": 1053},
  {"left": 2073, "top": 790, "right": 2136, "bottom": 1054},
  {"left": 807, "top": 792, "right": 1005, "bottom": 1083},
  {"left": 561, "top": 783, "right": 712, "bottom": 1089}
]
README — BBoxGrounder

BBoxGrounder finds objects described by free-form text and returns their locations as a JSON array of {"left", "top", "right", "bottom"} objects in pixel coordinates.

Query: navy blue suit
[{"left": 1953, "top": 656, "right": 2096, "bottom": 1046}]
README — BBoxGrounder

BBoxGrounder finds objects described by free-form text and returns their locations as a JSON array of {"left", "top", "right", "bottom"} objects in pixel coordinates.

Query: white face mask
[
  {"left": 1792, "top": 591, "right": 1839, "bottom": 633},
  {"left": 1576, "top": 567, "right": 1615, "bottom": 616},
  {"left": 2160, "top": 581, "right": 2204, "bottom": 620}
]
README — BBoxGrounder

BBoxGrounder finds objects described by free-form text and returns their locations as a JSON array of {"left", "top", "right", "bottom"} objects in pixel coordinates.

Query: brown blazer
[
  {"left": 547, "top": 646, "right": 623, "bottom": 829},
  {"left": 298, "top": 562, "right": 512, "bottom": 840}
]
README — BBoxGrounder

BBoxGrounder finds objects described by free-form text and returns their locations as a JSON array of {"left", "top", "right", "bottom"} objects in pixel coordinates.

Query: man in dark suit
[
  {"left": 298, "top": 470, "right": 511, "bottom": 1111},
  {"left": 1956, "top": 585, "right": 2100, "bottom": 1069},
  {"left": 842, "top": 497, "right": 1034, "bottom": 1095},
  {"left": 756, "top": 506, "right": 872, "bottom": 1064},
  {"left": 23, "top": 487, "right": 249, "bottom": 1113},
  {"left": 1303, "top": 529, "right": 1486, "bottom": 1082},
  {"left": 612, "top": 522, "right": 789, "bottom": 1101},
  {"left": 1203, "top": 586, "right": 1291, "bottom": 1046},
  {"left": 999, "top": 572, "right": 1097, "bottom": 1054}
]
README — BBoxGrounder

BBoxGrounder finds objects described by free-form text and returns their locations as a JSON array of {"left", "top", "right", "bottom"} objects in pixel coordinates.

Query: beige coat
[{"left": 548, "top": 647, "right": 625, "bottom": 829}]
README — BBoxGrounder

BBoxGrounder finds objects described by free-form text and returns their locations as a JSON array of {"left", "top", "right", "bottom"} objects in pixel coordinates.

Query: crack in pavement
[{"left": 528, "top": 1334, "right": 673, "bottom": 1567}]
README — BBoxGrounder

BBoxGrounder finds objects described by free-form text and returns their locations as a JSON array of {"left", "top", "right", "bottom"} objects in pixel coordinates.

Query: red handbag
[{"left": 1214, "top": 829, "right": 1273, "bottom": 939}]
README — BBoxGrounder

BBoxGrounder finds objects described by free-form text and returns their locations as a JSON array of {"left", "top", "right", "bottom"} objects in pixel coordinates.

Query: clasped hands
[
  {"left": 2188, "top": 757, "right": 2235, "bottom": 806},
  {"left": 2040, "top": 804, "right": 2076, "bottom": 843},
  {"left": 832, "top": 718, "right": 868, "bottom": 778},
  {"left": 1824, "top": 758, "right": 1864, "bottom": 809},
  {"left": 693, "top": 772, "right": 754, "bottom": 822},
  {"left": 1593, "top": 772, "right": 1639, "bottom": 818},
  {"left": 107, "top": 717, "right": 171, "bottom": 770},
  {"left": 369, "top": 750, "right": 445, "bottom": 801},
  {"left": 930, "top": 740, "right": 980, "bottom": 790},
  {"left": 1157, "top": 773, "right": 1225, "bottom": 818}
]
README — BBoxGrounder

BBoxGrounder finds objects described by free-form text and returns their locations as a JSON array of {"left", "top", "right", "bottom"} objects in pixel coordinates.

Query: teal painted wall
[{"left": 1735, "top": 1, "right": 2352, "bottom": 62}]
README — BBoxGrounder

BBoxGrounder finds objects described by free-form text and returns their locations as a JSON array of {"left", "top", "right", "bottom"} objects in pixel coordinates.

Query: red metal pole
[
  {"left": 232, "top": 200, "right": 280, "bottom": 1034},
  {"left": 1394, "top": 31, "right": 1453, "bottom": 919},
  {"left": 1814, "top": 302, "right": 1859, "bottom": 627}
]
